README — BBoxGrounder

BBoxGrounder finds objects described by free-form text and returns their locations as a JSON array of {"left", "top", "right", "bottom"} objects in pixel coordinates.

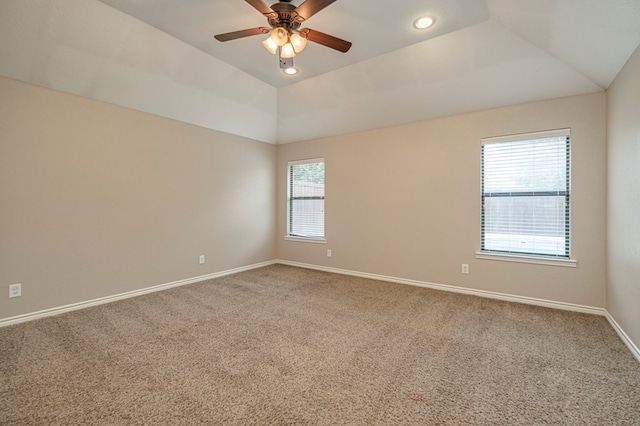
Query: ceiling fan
[{"left": 214, "top": 0, "right": 352, "bottom": 70}]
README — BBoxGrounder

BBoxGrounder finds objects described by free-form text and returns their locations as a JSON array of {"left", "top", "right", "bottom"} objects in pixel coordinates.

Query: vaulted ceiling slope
[{"left": 1, "top": 0, "right": 639, "bottom": 144}]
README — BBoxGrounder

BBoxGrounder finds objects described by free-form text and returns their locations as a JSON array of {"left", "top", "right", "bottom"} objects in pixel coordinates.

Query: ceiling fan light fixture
[
  {"left": 414, "top": 16, "right": 435, "bottom": 30},
  {"left": 214, "top": 0, "right": 354, "bottom": 72},
  {"left": 280, "top": 42, "right": 296, "bottom": 58},
  {"left": 262, "top": 36, "right": 278, "bottom": 55},
  {"left": 290, "top": 33, "right": 308, "bottom": 53},
  {"left": 270, "top": 27, "right": 289, "bottom": 47}
]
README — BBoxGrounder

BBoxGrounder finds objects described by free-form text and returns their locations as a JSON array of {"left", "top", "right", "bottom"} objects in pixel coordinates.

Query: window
[
  {"left": 481, "top": 129, "right": 570, "bottom": 259},
  {"left": 287, "top": 158, "right": 325, "bottom": 240}
]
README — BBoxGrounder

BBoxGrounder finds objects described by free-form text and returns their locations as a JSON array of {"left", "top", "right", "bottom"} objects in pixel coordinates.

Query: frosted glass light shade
[
  {"left": 262, "top": 37, "right": 278, "bottom": 55},
  {"left": 280, "top": 42, "right": 296, "bottom": 58},
  {"left": 290, "top": 33, "right": 307, "bottom": 53},
  {"left": 270, "top": 27, "right": 288, "bottom": 47}
]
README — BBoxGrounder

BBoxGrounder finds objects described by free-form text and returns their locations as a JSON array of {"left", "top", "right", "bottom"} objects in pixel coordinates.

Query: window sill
[
  {"left": 284, "top": 236, "right": 327, "bottom": 244},
  {"left": 475, "top": 251, "right": 577, "bottom": 268}
]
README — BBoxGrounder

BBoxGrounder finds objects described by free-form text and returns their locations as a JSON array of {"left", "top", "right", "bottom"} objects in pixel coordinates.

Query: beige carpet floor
[{"left": 1, "top": 264, "right": 639, "bottom": 425}]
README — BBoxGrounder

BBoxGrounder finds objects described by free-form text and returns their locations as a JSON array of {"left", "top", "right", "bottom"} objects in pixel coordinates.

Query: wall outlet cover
[{"left": 9, "top": 283, "right": 21, "bottom": 298}]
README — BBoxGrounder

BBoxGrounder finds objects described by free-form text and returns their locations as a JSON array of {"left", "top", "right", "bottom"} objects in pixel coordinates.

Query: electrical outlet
[
  {"left": 199, "top": 255, "right": 205, "bottom": 264},
  {"left": 462, "top": 264, "right": 469, "bottom": 274},
  {"left": 9, "top": 283, "right": 21, "bottom": 298},
  {"left": 327, "top": 249, "right": 332, "bottom": 257}
]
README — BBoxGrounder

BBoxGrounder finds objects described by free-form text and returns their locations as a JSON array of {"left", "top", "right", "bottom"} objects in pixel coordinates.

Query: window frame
[
  {"left": 476, "top": 129, "right": 576, "bottom": 267},
  {"left": 285, "top": 158, "right": 326, "bottom": 243}
]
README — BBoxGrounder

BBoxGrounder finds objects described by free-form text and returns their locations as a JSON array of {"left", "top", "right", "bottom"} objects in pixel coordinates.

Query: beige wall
[
  {"left": 0, "top": 76, "right": 276, "bottom": 320},
  {"left": 277, "top": 93, "right": 607, "bottom": 308},
  {"left": 607, "top": 45, "right": 640, "bottom": 348},
  {"left": 0, "top": 75, "right": 613, "bottom": 323}
]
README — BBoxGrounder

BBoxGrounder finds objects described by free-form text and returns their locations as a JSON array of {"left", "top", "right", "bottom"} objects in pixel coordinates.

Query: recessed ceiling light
[
  {"left": 414, "top": 16, "right": 435, "bottom": 30},
  {"left": 283, "top": 67, "right": 298, "bottom": 76}
]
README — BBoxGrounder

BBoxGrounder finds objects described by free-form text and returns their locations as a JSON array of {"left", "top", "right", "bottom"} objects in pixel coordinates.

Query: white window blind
[
  {"left": 481, "top": 129, "right": 570, "bottom": 258},
  {"left": 288, "top": 158, "right": 325, "bottom": 239}
]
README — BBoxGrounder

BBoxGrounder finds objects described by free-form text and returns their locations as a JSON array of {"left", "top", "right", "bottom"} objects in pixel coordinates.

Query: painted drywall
[
  {"left": 276, "top": 21, "right": 602, "bottom": 144},
  {"left": 487, "top": 0, "right": 640, "bottom": 89},
  {"left": 607, "top": 44, "right": 640, "bottom": 349},
  {"left": 0, "top": 0, "right": 278, "bottom": 144},
  {"left": 277, "top": 93, "right": 607, "bottom": 308},
  {"left": 0, "top": 76, "right": 276, "bottom": 320}
]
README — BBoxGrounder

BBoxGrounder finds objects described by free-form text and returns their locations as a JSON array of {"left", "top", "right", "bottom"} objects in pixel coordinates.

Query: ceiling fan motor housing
[{"left": 268, "top": 2, "right": 303, "bottom": 31}]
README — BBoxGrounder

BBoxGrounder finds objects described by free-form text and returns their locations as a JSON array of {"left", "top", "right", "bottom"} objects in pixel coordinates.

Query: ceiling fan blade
[
  {"left": 244, "top": 0, "right": 274, "bottom": 15},
  {"left": 294, "top": 0, "right": 338, "bottom": 21},
  {"left": 214, "top": 27, "right": 270, "bottom": 42},
  {"left": 304, "top": 29, "right": 352, "bottom": 53}
]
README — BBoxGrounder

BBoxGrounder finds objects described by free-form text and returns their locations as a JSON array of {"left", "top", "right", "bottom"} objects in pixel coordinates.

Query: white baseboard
[
  {"left": 3, "top": 258, "right": 638, "bottom": 365},
  {"left": 276, "top": 260, "right": 606, "bottom": 315},
  {"left": 605, "top": 312, "right": 640, "bottom": 363},
  {"left": 0, "top": 260, "right": 277, "bottom": 328}
]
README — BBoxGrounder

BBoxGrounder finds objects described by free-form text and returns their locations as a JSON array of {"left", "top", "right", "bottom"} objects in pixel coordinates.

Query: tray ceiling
[{"left": 1, "top": 0, "right": 639, "bottom": 143}]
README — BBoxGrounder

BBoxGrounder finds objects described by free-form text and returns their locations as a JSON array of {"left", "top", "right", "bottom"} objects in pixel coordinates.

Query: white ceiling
[
  {"left": 1, "top": 0, "right": 639, "bottom": 144},
  {"left": 98, "top": 0, "right": 492, "bottom": 88}
]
